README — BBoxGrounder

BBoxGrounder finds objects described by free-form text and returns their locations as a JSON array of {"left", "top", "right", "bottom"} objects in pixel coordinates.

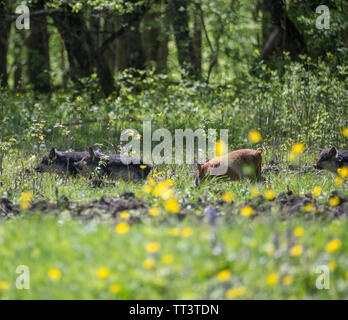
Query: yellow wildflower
[
  {"left": 334, "top": 177, "right": 343, "bottom": 185},
  {"left": 0, "top": 281, "right": 10, "bottom": 290},
  {"left": 222, "top": 192, "right": 234, "bottom": 202},
  {"left": 169, "top": 228, "right": 180, "bottom": 237},
  {"left": 240, "top": 206, "right": 253, "bottom": 217},
  {"left": 147, "top": 177, "right": 155, "bottom": 185},
  {"left": 267, "top": 273, "right": 278, "bottom": 286},
  {"left": 181, "top": 227, "right": 193, "bottom": 237},
  {"left": 217, "top": 269, "right": 231, "bottom": 282},
  {"left": 146, "top": 242, "right": 161, "bottom": 253},
  {"left": 160, "top": 188, "right": 175, "bottom": 200},
  {"left": 97, "top": 268, "right": 110, "bottom": 279},
  {"left": 290, "top": 245, "right": 303, "bottom": 257},
  {"left": 164, "top": 198, "right": 180, "bottom": 213},
  {"left": 109, "top": 283, "right": 122, "bottom": 293},
  {"left": 325, "top": 238, "right": 341, "bottom": 253},
  {"left": 216, "top": 140, "right": 227, "bottom": 156},
  {"left": 149, "top": 207, "right": 160, "bottom": 217},
  {"left": 153, "top": 180, "right": 175, "bottom": 199},
  {"left": 142, "top": 258, "right": 155, "bottom": 269},
  {"left": 312, "top": 186, "right": 322, "bottom": 197},
  {"left": 161, "top": 254, "right": 174, "bottom": 264},
  {"left": 225, "top": 286, "right": 246, "bottom": 299},
  {"left": 293, "top": 227, "right": 304, "bottom": 237},
  {"left": 329, "top": 261, "right": 336, "bottom": 272},
  {"left": 250, "top": 188, "right": 259, "bottom": 197},
  {"left": 329, "top": 197, "right": 340, "bottom": 207},
  {"left": 292, "top": 143, "right": 304, "bottom": 154},
  {"left": 163, "top": 179, "right": 174, "bottom": 187},
  {"left": 342, "top": 128, "right": 348, "bottom": 137},
  {"left": 248, "top": 130, "right": 262, "bottom": 143},
  {"left": 142, "top": 185, "right": 152, "bottom": 193},
  {"left": 115, "top": 222, "right": 130, "bottom": 234},
  {"left": 48, "top": 268, "right": 61, "bottom": 280},
  {"left": 337, "top": 166, "right": 348, "bottom": 178},
  {"left": 264, "top": 190, "right": 275, "bottom": 200},
  {"left": 19, "top": 191, "right": 32, "bottom": 210},
  {"left": 304, "top": 203, "right": 314, "bottom": 212},
  {"left": 120, "top": 211, "right": 130, "bottom": 219}
]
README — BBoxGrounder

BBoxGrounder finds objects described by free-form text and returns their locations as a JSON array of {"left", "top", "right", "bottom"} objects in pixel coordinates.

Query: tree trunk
[
  {"left": 60, "top": 36, "right": 69, "bottom": 89},
  {"left": 27, "top": 0, "right": 51, "bottom": 93},
  {"left": 52, "top": 6, "right": 94, "bottom": 81},
  {"left": 115, "top": 2, "right": 149, "bottom": 72},
  {"left": 95, "top": 55, "right": 117, "bottom": 96},
  {"left": 142, "top": 6, "right": 169, "bottom": 73},
  {"left": 102, "top": 13, "right": 118, "bottom": 74},
  {"left": 52, "top": 6, "right": 115, "bottom": 96},
  {"left": 168, "top": 0, "right": 198, "bottom": 79},
  {"left": 90, "top": 12, "right": 116, "bottom": 96},
  {"left": 261, "top": 0, "right": 273, "bottom": 47},
  {"left": 90, "top": 12, "right": 100, "bottom": 54},
  {"left": 116, "top": 32, "right": 128, "bottom": 71},
  {"left": 0, "top": 1, "right": 11, "bottom": 87},
  {"left": 260, "top": 0, "right": 306, "bottom": 61},
  {"left": 193, "top": 9, "right": 202, "bottom": 77},
  {"left": 125, "top": 20, "right": 145, "bottom": 70}
]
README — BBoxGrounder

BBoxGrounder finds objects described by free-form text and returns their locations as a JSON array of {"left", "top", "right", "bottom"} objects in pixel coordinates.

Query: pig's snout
[
  {"left": 35, "top": 165, "right": 43, "bottom": 172},
  {"left": 314, "top": 163, "right": 322, "bottom": 170}
]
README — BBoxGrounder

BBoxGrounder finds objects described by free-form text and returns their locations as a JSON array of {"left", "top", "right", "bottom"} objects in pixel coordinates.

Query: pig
[
  {"left": 74, "top": 147, "right": 152, "bottom": 181},
  {"left": 314, "top": 147, "right": 348, "bottom": 174},
  {"left": 34, "top": 148, "right": 89, "bottom": 176},
  {"left": 195, "top": 148, "right": 263, "bottom": 186}
]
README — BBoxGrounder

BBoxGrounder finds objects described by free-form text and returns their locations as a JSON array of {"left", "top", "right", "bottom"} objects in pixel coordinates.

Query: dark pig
[{"left": 35, "top": 148, "right": 89, "bottom": 176}]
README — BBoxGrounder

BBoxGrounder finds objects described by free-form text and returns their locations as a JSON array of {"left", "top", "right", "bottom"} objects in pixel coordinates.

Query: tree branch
[
  {"left": 195, "top": 2, "right": 221, "bottom": 84},
  {"left": 4, "top": 9, "right": 62, "bottom": 23}
]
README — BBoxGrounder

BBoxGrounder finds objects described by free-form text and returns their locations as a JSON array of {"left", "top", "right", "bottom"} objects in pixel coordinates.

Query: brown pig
[{"left": 195, "top": 148, "right": 263, "bottom": 186}]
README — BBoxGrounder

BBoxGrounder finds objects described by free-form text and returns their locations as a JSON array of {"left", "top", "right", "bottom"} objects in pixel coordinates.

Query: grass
[{"left": 0, "top": 148, "right": 347, "bottom": 299}]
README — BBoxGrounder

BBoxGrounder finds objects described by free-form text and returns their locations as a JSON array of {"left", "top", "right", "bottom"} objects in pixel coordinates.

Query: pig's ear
[
  {"left": 49, "top": 148, "right": 56, "bottom": 160},
  {"left": 329, "top": 147, "right": 337, "bottom": 157},
  {"left": 256, "top": 148, "right": 263, "bottom": 155},
  {"left": 88, "top": 146, "right": 96, "bottom": 160}
]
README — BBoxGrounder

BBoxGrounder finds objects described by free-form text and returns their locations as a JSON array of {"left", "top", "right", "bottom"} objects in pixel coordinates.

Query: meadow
[{"left": 1, "top": 60, "right": 348, "bottom": 299}]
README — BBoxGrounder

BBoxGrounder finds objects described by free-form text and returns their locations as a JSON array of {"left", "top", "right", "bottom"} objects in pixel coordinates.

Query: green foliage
[
  {"left": 1, "top": 59, "right": 347, "bottom": 153},
  {"left": 289, "top": 0, "right": 348, "bottom": 64},
  {"left": 48, "top": 0, "right": 149, "bottom": 13}
]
